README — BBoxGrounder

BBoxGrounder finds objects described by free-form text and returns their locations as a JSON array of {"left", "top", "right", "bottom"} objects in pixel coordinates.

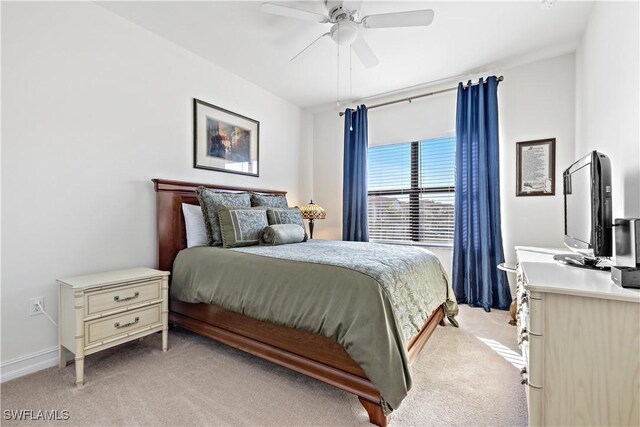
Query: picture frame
[
  {"left": 516, "top": 138, "right": 556, "bottom": 197},
  {"left": 193, "top": 98, "right": 259, "bottom": 177}
]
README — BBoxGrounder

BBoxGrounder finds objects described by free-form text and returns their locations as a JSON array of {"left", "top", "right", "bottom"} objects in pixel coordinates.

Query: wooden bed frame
[{"left": 153, "top": 178, "right": 446, "bottom": 426}]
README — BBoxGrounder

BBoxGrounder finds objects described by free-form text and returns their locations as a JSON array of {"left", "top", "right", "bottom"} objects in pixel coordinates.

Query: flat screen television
[{"left": 554, "top": 151, "right": 613, "bottom": 269}]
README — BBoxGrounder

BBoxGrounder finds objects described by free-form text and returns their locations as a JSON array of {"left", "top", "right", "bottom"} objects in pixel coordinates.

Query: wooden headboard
[{"left": 152, "top": 179, "right": 287, "bottom": 273}]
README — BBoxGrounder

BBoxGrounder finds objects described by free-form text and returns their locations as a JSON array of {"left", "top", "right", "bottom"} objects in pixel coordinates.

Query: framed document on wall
[{"left": 516, "top": 138, "right": 556, "bottom": 197}]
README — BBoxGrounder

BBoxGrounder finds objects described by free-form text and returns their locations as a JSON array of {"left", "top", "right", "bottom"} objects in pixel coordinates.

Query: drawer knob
[
  {"left": 114, "top": 292, "right": 139, "bottom": 303},
  {"left": 114, "top": 317, "right": 140, "bottom": 329}
]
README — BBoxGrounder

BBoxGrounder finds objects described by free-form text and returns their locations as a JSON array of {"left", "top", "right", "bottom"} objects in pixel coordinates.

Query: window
[{"left": 367, "top": 136, "right": 456, "bottom": 245}]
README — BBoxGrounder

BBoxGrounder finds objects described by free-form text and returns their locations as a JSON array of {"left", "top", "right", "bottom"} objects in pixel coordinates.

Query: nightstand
[{"left": 58, "top": 267, "right": 170, "bottom": 386}]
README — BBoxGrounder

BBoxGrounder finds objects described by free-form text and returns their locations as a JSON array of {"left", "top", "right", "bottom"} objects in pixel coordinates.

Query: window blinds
[{"left": 367, "top": 136, "right": 455, "bottom": 245}]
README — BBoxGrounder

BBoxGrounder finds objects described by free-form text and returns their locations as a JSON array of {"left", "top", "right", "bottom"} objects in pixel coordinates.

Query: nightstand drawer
[
  {"left": 84, "top": 304, "right": 162, "bottom": 347},
  {"left": 85, "top": 279, "right": 161, "bottom": 317}
]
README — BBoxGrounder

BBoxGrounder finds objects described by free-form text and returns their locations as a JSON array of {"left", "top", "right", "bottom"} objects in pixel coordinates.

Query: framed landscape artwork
[
  {"left": 193, "top": 99, "right": 259, "bottom": 177},
  {"left": 516, "top": 138, "right": 556, "bottom": 196}
]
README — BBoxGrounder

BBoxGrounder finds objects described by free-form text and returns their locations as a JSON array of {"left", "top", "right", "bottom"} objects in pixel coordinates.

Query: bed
[{"left": 153, "top": 178, "right": 457, "bottom": 426}]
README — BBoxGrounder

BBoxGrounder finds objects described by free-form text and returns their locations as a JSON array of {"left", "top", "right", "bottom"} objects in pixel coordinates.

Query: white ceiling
[{"left": 98, "top": 1, "right": 593, "bottom": 109}]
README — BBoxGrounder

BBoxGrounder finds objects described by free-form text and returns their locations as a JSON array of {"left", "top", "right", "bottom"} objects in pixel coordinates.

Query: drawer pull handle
[
  {"left": 114, "top": 292, "right": 139, "bottom": 303},
  {"left": 114, "top": 317, "right": 140, "bottom": 329},
  {"left": 520, "top": 366, "right": 529, "bottom": 385}
]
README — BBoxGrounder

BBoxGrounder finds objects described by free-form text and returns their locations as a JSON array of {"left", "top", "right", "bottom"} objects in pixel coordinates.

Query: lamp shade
[{"left": 299, "top": 200, "right": 326, "bottom": 220}]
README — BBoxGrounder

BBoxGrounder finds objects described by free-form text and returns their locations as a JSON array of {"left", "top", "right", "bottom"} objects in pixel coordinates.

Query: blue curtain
[
  {"left": 452, "top": 76, "right": 511, "bottom": 311},
  {"left": 342, "top": 105, "right": 369, "bottom": 242}
]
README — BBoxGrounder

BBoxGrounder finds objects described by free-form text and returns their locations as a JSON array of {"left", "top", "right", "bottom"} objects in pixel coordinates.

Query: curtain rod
[{"left": 338, "top": 75, "right": 504, "bottom": 117}]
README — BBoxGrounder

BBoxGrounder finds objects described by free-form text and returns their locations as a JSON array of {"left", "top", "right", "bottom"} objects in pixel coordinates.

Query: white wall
[
  {"left": 312, "top": 109, "right": 344, "bottom": 240},
  {"left": 298, "top": 111, "right": 314, "bottom": 202},
  {"left": 1, "top": 2, "right": 312, "bottom": 368},
  {"left": 575, "top": 1, "right": 640, "bottom": 219},
  {"left": 368, "top": 92, "right": 457, "bottom": 147},
  {"left": 312, "top": 53, "right": 577, "bottom": 284},
  {"left": 499, "top": 54, "right": 576, "bottom": 267}
]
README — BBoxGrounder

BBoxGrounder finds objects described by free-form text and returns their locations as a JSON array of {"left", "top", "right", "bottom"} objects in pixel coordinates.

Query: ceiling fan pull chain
[
  {"left": 336, "top": 30, "right": 340, "bottom": 107},
  {"left": 349, "top": 46, "right": 353, "bottom": 102}
]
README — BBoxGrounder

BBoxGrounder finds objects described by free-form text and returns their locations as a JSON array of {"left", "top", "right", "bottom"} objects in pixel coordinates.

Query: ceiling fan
[{"left": 261, "top": 1, "right": 435, "bottom": 68}]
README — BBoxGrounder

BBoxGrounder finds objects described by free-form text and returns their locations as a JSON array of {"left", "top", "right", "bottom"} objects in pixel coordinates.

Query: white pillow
[{"left": 182, "top": 203, "right": 208, "bottom": 248}]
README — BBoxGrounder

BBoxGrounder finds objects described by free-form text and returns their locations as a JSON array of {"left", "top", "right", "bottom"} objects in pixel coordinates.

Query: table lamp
[{"left": 299, "top": 200, "right": 326, "bottom": 239}]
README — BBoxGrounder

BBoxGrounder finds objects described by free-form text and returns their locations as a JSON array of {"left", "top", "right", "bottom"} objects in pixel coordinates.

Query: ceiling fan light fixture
[
  {"left": 262, "top": 2, "right": 433, "bottom": 69},
  {"left": 330, "top": 21, "right": 359, "bottom": 46}
]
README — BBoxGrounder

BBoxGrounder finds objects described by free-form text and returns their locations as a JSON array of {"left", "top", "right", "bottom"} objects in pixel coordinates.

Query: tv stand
[{"left": 553, "top": 253, "right": 611, "bottom": 271}]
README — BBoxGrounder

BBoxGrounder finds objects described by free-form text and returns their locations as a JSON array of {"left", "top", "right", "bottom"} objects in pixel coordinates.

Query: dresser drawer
[
  {"left": 85, "top": 279, "right": 161, "bottom": 317},
  {"left": 84, "top": 304, "right": 162, "bottom": 347}
]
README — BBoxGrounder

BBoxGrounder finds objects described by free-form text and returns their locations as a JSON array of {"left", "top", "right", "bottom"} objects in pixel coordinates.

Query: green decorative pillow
[
  {"left": 266, "top": 207, "right": 307, "bottom": 240},
  {"left": 218, "top": 206, "right": 269, "bottom": 248},
  {"left": 195, "top": 187, "right": 251, "bottom": 246},
  {"left": 250, "top": 193, "right": 289, "bottom": 208},
  {"left": 262, "top": 224, "right": 306, "bottom": 245}
]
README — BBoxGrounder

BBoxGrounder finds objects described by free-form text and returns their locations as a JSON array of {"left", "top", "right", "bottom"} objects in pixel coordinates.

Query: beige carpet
[{"left": 1, "top": 306, "right": 527, "bottom": 426}]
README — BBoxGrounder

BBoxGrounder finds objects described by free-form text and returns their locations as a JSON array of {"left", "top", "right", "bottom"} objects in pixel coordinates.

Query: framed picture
[
  {"left": 516, "top": 138, "right": 556, "bottom": 197},
  {"left": 193, "top": 98, "right": 259, "bottom": 177}
]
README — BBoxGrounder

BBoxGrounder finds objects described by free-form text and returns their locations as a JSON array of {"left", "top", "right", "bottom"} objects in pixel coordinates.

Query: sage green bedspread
[{"left": 171, "top": 240, "right": 458, "bottom": 412}]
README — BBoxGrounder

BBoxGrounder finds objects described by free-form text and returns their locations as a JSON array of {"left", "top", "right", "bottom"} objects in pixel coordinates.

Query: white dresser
[
  {"left": 515, "top": 247, "right": 640, "bottom": 426},
  {"left": 58, "top": 267, "right": 170, "bottom": 386}
]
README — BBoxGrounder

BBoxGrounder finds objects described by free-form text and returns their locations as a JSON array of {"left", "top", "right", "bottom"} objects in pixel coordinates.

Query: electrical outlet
[{"left": 29, "top": 297, "right": 44, "bottom": 316}]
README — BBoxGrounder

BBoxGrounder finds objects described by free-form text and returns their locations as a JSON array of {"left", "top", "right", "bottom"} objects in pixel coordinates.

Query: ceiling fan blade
[
  {"left": 291, "top": 32, "right": 330, "bottom": 63},
  {"left": 351, "top": 34, "right": 379, "bottom": 68},
  {"left": 261, "top": 2, "right": 329, "bottom": 23},
  {"left": 362, "top": 9, "right": 434, "bottom": 28}
]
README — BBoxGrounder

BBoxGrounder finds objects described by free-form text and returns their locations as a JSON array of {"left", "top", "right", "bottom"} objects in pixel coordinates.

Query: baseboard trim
[{"left": 1, "top": 346, "right": 59, "bottom": 383}]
